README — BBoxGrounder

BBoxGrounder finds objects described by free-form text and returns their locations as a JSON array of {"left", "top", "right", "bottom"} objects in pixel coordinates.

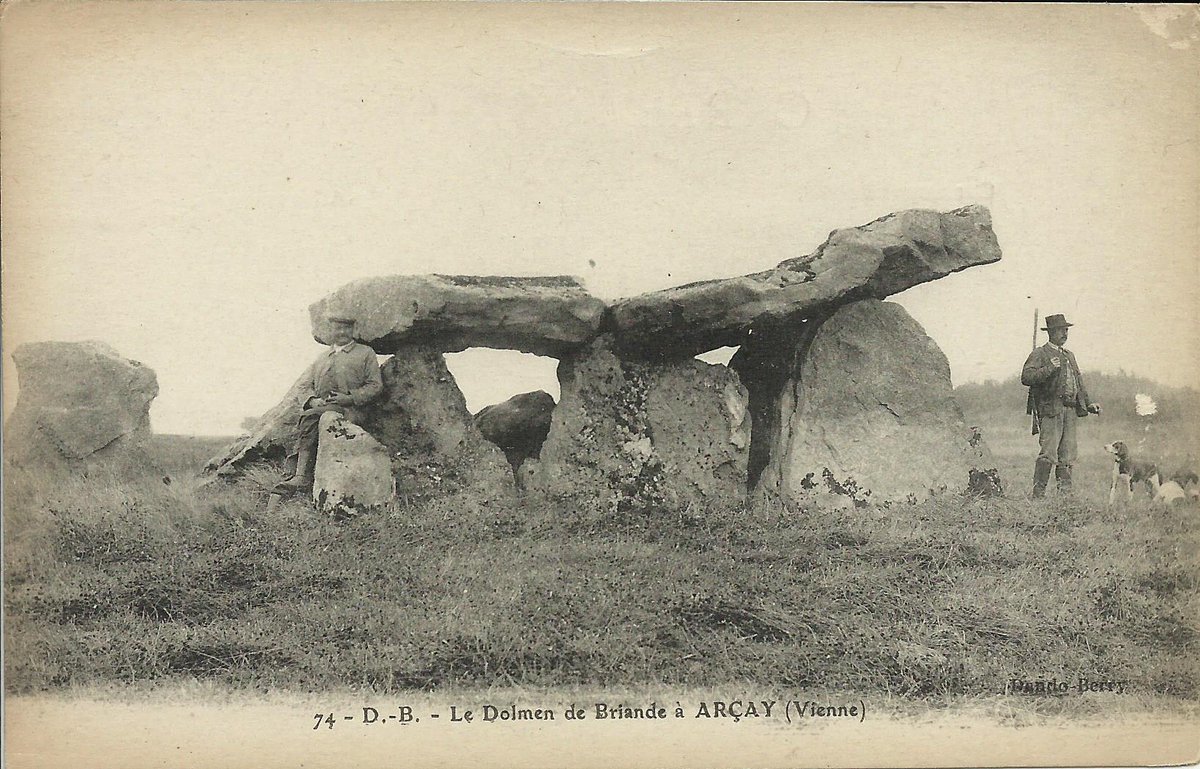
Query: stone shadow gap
[{"left": 447, "top": 348, "right": 561, "bottom": 486}]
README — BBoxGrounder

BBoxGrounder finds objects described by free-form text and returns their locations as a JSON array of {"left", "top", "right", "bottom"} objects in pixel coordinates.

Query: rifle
[{"left": 1027, "top": 308, "right": 1040, "bottom": 435}]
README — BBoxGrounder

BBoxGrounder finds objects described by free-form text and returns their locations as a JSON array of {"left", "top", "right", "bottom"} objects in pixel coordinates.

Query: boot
[
  {"left": 1032, "top": 458, "right": 1053, "bottom": 499},
  {"left": 1056, "top": 464, "right": 1073, "bottom": 495},
  {"left": 276, "top": 448, "right": 316, "bottom": 493}
]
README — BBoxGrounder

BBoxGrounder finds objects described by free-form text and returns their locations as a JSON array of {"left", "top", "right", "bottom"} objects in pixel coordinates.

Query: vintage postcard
[{"left": 2, "top": 2, "right": 1198, "bottom": 767}]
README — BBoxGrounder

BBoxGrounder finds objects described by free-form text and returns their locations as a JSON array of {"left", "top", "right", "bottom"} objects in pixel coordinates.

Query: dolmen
[{"left": 204, "top": 205, "right": 1001, "bottom": 510}]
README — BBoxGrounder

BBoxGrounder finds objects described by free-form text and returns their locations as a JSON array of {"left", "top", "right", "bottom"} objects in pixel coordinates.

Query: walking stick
[{"left": 1027, "top": 308, "right": 1040, "bottom": 435}]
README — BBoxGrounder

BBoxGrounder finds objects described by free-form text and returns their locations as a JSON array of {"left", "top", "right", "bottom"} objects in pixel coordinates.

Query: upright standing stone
[
  {"left": 522, "top": 336, "right": 750, "bottom": 511},
  {"left": 3, "top": 341, "right": 158, "bottom": 476},
  {"left": 312, "top": 411, "right": 394, "bottom": 517},
  {"left": 361, "top": 345, "right": 513, "bottom": 501},
  {"left": 733, "top": 300, "right": 991, "bottom": 505}
]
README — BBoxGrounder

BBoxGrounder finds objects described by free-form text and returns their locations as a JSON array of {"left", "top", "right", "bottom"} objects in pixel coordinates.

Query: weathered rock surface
[
  {"left": 474, "top": 390, "right": 556, "bottom": 476},
  {"left": 733, "top": 299, "right": 991, "bottom": 506},
  {"left": 362, "top": 346, "right": 513, "bottom": 501},
  {"left": 312, "top": 411, "right": 394, "bottom": 517},
  {"left": 3, "top": 341, "right": 159, "bottom": 475},
  {"left": 205, "top": 345, "right": 514, "bottom": 501},
  {"left": 522, "top": 336, "right": 750, "bottom": 510},
  {"left": 611, "top": 205, "right": 1001, "bottom": 359},
  {"left": 203, "top": 371, "right": 308, "bottom": 478},
  {"left": 309, "top": 274, "right": 608, "bottom": 357}
]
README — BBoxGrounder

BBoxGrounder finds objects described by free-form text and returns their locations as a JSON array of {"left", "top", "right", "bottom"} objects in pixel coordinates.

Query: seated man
[{"left": 276, "top": 316, "right": 384, "bottom": 492}]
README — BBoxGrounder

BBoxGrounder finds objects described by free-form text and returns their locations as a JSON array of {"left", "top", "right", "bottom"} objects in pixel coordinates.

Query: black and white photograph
[{"left": 2, "top": 3, "right": 1198, "bottom": 767}]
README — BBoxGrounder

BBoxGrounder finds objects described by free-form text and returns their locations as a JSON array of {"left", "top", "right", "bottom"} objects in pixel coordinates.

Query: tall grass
[{"left": 5, "top": 426, "right": 1198, "bottom": 704}]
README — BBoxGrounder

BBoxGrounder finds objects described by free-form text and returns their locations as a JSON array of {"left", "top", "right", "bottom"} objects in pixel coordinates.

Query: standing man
[
  {"left": 276, "top": 316, "right": 384, "bottom": 493},
  {"left": 1021, "top": 314, "right": 1101, "bottom": 498}
]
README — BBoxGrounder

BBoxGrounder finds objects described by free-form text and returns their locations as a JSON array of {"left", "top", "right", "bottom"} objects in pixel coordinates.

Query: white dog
[
  {"left": 1153, "top": 480, "right": 1188, "bottom": 507},
  {"left": 1167, "top": 470, "right": 1200, "bottom": 504}
]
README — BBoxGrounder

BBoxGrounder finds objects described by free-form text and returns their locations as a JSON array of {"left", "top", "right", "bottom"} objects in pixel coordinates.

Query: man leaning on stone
[
  {"left": 276, "top": 316, "right": 384, "bottom": 493},
  {"left": 1021, "top": 313, "right": 1101, "bottom": 499}
]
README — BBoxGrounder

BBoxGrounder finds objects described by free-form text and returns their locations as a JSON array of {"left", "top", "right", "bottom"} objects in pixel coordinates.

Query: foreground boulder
[
  {"left": 312, "top": 412, "right": 394, "bottom": 517},
  {"left": 474, "top": 390, "right": 556, "bottom": 477},
  {"left": 309, "top": 274, "right": 608, "bottom": 357},
  {"left": 522, "top": 336, "right": 750, "bottom": 511},
  {"left": 733, "top": 299, "right": 992, "bottom": 505},
  {"left": 3, "top": 341, "right": 158, "bottom": 476},
  {"left": 611, "top": 205, "right": 1001, "bottom": 359}
]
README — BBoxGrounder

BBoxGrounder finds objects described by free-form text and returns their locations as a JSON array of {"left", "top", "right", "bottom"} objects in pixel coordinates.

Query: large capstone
[
  {"left": 522, "top": 336, "right": 750, "bottom": 511},
  {"left": 611, "top": 205, "right": 1001, "bottom": 359},
  {"left": 474, "top": 390, "right": 556, "bottom": 477},
  {"left": 3, "top": 341, "right": 159, "bottom": 475},
  {"left": 309, "top": 274, "right": 607, "bottom": 357},
  {"left": 733, "top": 299, "right": 992, "bottom": 506},
  {"left": 312, "top": 411, "right": 395, "bottom": 517}
]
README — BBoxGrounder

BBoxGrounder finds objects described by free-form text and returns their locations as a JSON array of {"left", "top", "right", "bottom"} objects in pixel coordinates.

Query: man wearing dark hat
[
  {"left": 1021, "top": 314, "right": 1101, "bottom": 498},
  {"left": 276, "top": 316, "right": 384, "bottom": 492}
]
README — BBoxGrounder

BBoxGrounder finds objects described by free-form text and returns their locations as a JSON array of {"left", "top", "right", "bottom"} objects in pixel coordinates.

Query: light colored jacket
[{"left": 296, "top": 341, "right": 384, "bottom": 423}]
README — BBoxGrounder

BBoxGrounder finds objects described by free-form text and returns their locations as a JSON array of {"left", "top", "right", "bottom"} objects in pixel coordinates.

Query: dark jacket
[{"left": 1022, "top": 343, "right": 1092, "bottom": 418}]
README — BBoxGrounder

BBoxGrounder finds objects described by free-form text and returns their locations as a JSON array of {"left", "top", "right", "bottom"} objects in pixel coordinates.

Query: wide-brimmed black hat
[{"left": 1042, "top": 314, "right": 1073, "bottom": 330}]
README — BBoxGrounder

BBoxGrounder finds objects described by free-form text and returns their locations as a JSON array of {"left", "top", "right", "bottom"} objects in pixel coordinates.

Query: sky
[{"left": 2, "top": 3, "right": 1198, "bottom": 436}]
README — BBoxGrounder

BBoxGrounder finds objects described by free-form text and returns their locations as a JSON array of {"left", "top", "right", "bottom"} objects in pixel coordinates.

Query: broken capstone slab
[
  {"left": 610, "top": 205, "right": 1001, "bottom": 360},
  {"left": 733, "top": 299, "right": 993, "bottom": 506},
  {"left": 312, "top": 411, "right": 395, "bottom": 517},
  {"left": 309, "top": 274, "right": 608, "bottom": 358},
  {"left": 203, "top": 368, "right": 309, "bottom": 478}
]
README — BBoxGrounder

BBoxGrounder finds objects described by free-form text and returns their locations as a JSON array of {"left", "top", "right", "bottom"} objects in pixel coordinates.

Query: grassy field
[{"left": 4, "top": 377, "right": 1199, "bottom": 717}]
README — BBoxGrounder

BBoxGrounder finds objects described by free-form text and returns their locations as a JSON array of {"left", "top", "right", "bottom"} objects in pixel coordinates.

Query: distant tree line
[{"left": 955, "top": 371, "right": 1200, "bottom": 431}]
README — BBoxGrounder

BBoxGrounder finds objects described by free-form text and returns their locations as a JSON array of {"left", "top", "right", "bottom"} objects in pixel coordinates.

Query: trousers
[
  {"left": 1036, "top": 408, "right": 1077, "bottom": 469},
  {"left": 290, "top": 405, "right": 352, "bottom": 463}
]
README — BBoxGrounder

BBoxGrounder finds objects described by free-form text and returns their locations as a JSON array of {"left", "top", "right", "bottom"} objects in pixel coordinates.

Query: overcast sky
[{"left": 3, "top": 3, "right": 1197, "bottom": 435}]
